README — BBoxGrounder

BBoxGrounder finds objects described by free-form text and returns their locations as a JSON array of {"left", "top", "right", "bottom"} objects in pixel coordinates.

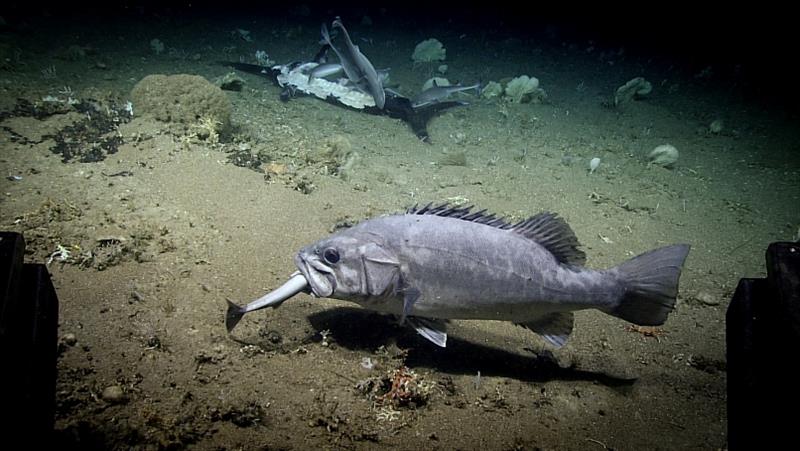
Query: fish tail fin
[
  {"left": 610, "top": 244, "right": 690, "bottom": 326},
  {"left": 225, "top": 299, "right": 246, "bottom": 332}
]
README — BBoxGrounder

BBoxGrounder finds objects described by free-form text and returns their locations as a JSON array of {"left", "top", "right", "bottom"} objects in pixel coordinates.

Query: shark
[
  {"left": 412, "top": 81, "right": 481, "bottom": 108},
  {"left": 320, "top": 17, "right": 385, "bottom": 109}
]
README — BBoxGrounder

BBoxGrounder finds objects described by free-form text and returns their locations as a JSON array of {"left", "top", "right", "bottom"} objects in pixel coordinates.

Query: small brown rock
[
  {"left": 101, "top": 385, "right": 127, "bottom": 404},
  {"left": 695, "top": 291, "right": 721, "bottom": 306},
  {"left": 264, "top": 162, "right": 288, "bottom": 176},
  {"left": 62, "top": 333, "right": 78, "bottom": 346}
]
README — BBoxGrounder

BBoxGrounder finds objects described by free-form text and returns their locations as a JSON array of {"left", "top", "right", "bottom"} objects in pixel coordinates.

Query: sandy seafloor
[{"left": 1, "top": 5, "right": 798, "bottom": 450}]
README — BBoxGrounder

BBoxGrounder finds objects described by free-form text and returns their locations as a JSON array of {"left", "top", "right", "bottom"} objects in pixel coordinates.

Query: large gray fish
[{"left": 226, "top": 204, "right": 690, "bottom": 348}]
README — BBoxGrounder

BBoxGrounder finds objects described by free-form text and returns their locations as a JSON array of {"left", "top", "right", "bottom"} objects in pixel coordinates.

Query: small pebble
[
  {"left": 63, "top": 333, "right": 77, "bottom": 346},
  {"left": 101, "top": 385, "right": 127, "bottom": 404},
  {"left": 360, "top": 357, "right": 375, "bottom": 370},
  {"left": 588, "top": 157, "right": 601, "bottom": 174},
  {"left": 696, "top": 291, "right": 721, "bottom": 306}
]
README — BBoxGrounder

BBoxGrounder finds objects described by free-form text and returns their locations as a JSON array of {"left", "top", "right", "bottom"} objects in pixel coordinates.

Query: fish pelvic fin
[
  {"left": 225, "top": 298, "right": 246, "bottom": 332},
  {"left": 406, "top": 316, "right": 447, "bottom": 347},
  {"left": 610, "top": 244, "right": 691, "bottom": 326}
]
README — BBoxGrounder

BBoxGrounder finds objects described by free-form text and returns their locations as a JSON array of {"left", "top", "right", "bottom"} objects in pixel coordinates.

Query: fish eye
[{"left": 322, "top": 248, "right": 340, "bottom": 264}]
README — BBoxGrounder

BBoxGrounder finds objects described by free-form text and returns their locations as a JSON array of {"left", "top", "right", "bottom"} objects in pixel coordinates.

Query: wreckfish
[{"left": 226, "top": 204, "right": 690, "bottom": 348}]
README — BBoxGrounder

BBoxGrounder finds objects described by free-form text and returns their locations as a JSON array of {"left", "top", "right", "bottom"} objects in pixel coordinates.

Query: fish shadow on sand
[{"left": 307, "top": 308, "right": 637, "bottom": 388}]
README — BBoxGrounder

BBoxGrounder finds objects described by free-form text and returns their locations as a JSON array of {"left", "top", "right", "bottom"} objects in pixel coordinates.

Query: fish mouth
[{"left": 295, "top": 253, "right": 336, "bottom": 298}]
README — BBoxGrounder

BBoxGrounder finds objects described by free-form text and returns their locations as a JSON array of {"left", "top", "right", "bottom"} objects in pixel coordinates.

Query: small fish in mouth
[{"left": 226, "top": 204, "right": 690, "bottom": 348}]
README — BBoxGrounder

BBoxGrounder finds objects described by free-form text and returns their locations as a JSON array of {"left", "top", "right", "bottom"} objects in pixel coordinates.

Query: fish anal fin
[{"left": 517, "top": 312, "right": 574, "bottom": 348}]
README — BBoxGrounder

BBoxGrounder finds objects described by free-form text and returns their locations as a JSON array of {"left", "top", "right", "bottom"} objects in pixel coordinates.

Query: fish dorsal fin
[
  {"left": 406, "top": 203, "right": 586, "bottom": 266},
  {"left": 510, "top": 212, "right": 586, "bottom": 266}
]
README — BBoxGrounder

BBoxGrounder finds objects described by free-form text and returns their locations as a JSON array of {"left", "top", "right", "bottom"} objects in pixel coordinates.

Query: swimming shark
[{"left": 412, "top": 81, "right": 481, "bottom": 108}]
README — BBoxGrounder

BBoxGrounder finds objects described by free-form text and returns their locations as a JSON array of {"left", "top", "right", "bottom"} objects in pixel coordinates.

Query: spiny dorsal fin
[{"left": 407, "top": 203, "right": 586, "bottom": 266}]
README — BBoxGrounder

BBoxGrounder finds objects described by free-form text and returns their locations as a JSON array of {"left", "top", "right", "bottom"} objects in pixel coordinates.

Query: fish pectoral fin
[
  {"left": 517, "top": 312, "right": 574, "bottom": 348},
  {"left": 400, "top": 287, "right": 421, "bottom": 324},
  {"left": 406, "top": 316, "right": 447, "bottom": 348}
]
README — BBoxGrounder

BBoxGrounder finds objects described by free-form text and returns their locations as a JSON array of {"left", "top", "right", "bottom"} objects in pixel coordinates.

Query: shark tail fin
[{"left": 225, "top": 299, "right": 246, "bottom": 332}]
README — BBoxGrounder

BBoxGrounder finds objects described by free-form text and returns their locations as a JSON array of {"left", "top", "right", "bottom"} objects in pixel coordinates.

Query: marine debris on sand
[{"left": 613, "top": 76, "right": 652, "bottom": 106}]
